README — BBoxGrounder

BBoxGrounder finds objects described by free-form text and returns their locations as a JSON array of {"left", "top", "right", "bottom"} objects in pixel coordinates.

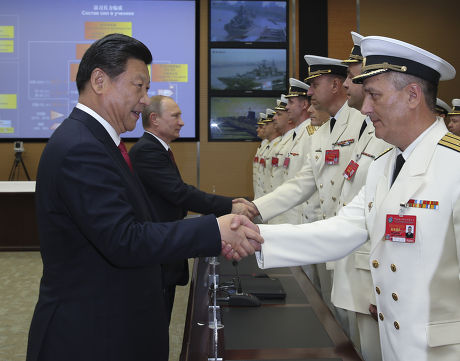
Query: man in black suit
[
  {"left": 129, "top": 95, "right": 257, "bottom": 322},
  {"left": 26, "top": 33, "right": 262, "bottom": 361}
]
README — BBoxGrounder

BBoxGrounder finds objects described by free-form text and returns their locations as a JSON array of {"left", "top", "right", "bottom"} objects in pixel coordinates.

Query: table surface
[
  {"left": 216, "top": 256, "right": 363, "bottom": 361},
  {"left": 0, "top": 181, "right": 36, "bottom": 193}
]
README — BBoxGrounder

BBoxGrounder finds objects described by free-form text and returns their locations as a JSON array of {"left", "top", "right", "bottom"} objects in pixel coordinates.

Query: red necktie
[
  {"left": 118, "top": 141, "right": 133, "bottom": 172},
  {"left": 168, "top": 148, "right": 177, "bottom": 167}
]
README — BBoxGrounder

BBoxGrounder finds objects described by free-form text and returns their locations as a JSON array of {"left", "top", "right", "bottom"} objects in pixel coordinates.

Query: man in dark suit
[
  {"left": 26, "top": 33, "right": 262, "bottom": 361},
  {"left": 129, "top": 95, "right": 257, "bottom": 322}
]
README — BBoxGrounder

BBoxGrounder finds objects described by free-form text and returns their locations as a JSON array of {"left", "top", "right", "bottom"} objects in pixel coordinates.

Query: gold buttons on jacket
[
  {"left": 315, "top": 155, "right": 319, "bottom": 160},
  {"left": 375, "top": 286, "right": 381, "bottom": 294},
  {"left": 330, "top": 180, "right": 334, "bottom": 185},
  {"left": 379, "top": 313, "right": 384, "bottom": 321},
  {"left": 332, "top": 197, "right": 336, "bottom": 202},
  {"left": 392, "top": 293, "right": 398, "bottom": 301},
  {"left": 394, "top": 321, "right": 400, "bottom": 330},
  {"left": 320, "top": 184, "right": 323, "bottom": 188},
  {"left": 322, "top": 214, "right": 326, "bottom": 219},
  {"left": 320, "top": 199, "right": 324, "bottom": 204},
  {"left": 372, "top": 260, "right": 379, "bottom": 268},
  {"left": 390, "top": 264, "right": 397, "bottom": 272}
]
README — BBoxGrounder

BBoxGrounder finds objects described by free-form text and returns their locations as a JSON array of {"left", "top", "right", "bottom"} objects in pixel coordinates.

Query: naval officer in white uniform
[{"left": 253, "top": 35, "right": 460, "bottom": 361}]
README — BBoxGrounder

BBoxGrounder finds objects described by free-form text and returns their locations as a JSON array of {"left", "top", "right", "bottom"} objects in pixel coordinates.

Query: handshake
[{"left": 217, "top": 198, "right": 262, "bottom": 261}]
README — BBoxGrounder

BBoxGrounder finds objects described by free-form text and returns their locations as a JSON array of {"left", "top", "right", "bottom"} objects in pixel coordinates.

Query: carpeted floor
[{"left": 0, "top": 252, "right": 190, "bottom": 361}]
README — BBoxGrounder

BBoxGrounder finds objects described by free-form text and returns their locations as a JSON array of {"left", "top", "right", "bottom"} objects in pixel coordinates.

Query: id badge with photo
[
  {"left": 325, "top": 149, "right": 339, "bottom": 165},
  {"left": 343, "top": 160, "right": 359, "bottom": 180},
  {"left": 384, "top": 214, "right": 416, "bottom": 243}
]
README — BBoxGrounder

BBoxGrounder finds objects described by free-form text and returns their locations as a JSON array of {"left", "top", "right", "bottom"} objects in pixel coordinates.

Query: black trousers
[{"left": 163, "top": 285, "right": 176, "bottom": 324}]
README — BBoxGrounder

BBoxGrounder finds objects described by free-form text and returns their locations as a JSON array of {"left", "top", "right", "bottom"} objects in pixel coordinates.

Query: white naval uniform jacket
[
  {"left": 268, "top": 129, "right": 295, "bottom": 193},
  {"left": 266, "top": 129, "right": 295, "bottom": 225},
  {"left": 254, "top": 139, "right": 271, "bottom": 199},
  {"left": 253, "top": 139, "right": 268, "bottom": 199},
  {"left": 331, "top": 120, "right": 391, "bottom": 313},
  {"left": 257, "top": 120, "right": 460, "bottom": 361},
  {"left": 278, "top": 121, "right": 320, "bottom": 225},
  {"left": 261, "top": 136, "right": 282, "bottom": 196},
  {"left": 253, "top": 102, "right": 364, "bottom": 222}
]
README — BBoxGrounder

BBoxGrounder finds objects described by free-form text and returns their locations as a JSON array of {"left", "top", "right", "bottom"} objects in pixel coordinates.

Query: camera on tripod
[
  {"left": 9, "top": 140, "right": 30, "bottom": 181},
  {"left": 14, "top": 141, "right": 24, "bottom": 153}
]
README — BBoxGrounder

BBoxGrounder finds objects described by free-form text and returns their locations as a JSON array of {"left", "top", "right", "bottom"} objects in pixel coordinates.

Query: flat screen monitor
[
  {"left": 209, "top": 96, "right": 278, "bottom": 141},
  {"left": 210, "top": 1, "right": 287, "bottom": 43},
  {"left": 0, "top": 0, "right": 197, "bottom": 140},
  {"left": 210, "top": 48, "right": 287, "bottom": 92}
]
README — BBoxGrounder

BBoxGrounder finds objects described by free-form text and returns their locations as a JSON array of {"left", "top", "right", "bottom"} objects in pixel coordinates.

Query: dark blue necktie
[{"left": 391, "top": 154, "right": 405, "bottom": 186}]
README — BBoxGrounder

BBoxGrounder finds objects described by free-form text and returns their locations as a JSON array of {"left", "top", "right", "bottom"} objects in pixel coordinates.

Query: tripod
[{"left": 8, "top": 151, "right": 31, "bottom": 181}]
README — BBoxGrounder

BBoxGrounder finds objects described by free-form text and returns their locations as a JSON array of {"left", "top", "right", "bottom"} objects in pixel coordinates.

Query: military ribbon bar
[
  {"left": 405, "top": 199, "right": 439, "bottom": 210},
  {"left": 333, "top": 139, "right": 355, "bottom": 147}
]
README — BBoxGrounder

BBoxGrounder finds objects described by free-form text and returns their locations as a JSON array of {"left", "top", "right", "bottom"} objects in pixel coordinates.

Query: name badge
[
  {"left": 271, "top": 157, "right": 279, "bottom": 167},
  {"left": 325, "top": 149, "right": 339, "bottom": 165},
  {"left": 283, "top": 157, "right": 290, "bottom": 168},
  {"left": 254, "top": 156, "right": 259, "bottom": 163},
  {"left": 343, "top": 160, "right": 359, "bottom": 180},
  {"left": 385, "top": 214, "right": 416, "bottom": 243}
]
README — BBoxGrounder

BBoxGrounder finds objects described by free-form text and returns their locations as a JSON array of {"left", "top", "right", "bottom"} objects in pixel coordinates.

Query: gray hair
[
  {"left": 387, "top": 72, "right": 437, "bottom": 112},
  {"left": 142, "top": 95, "right": 169, "bottom": 128}
]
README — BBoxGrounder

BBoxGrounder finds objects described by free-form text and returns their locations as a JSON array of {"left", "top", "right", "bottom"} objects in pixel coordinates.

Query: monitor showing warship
[
  {"left": 211, "top": 48, "right": 286, "bottom": 91},
  {"left": 210, "top": 97, "right": 277, "bottom": 140},
  {"left": 210, "top": 1, "right": 287, "bottom": 43}
]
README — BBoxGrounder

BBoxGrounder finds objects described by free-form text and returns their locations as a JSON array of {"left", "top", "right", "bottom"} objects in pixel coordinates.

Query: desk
[
  {"left": 0, "top": 181, "right": 39, "bottom": 251},
  {"left": 181, "top": 256, "right": 363, "bottom": 361}
]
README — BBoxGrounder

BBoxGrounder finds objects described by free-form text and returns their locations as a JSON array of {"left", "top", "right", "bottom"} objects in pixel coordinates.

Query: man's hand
[
  {"left": 217, "top": 214, "right": 263, "bottom": 261},
  {"left": 231, "top": 198, "right": 259, "bottom": 219}
]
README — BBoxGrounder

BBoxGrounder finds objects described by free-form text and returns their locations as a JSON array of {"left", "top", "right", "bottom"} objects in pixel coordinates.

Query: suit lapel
[
  {"left": 144, "top": 132, "right": 181, "bottom": 175},
  {"left": 72, "top": 108, "right": 156, "bottom": 220}
]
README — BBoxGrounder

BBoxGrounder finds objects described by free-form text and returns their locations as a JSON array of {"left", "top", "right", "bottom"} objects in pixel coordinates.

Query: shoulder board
[
  {"left": 306, "top": 125, "right": 317, "bottom": 136},
  {"left": 374, "top": 147, "right": 393, "bottom": 161},
  {"left": 438, "top": 132, "right": 460, "bottom": 152}
]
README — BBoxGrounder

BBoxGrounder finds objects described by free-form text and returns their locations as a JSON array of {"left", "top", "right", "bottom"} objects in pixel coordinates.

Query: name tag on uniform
[
  {"left": 325, "top": 149, "right": 339, "bottom": 165},
  {"left": 283, "top": 157, "right": 290, "bottom": 168},
  {"left": 254, "top": 156, "right": 259, "bottom": 163},
  {"left": 271, "top": 157, "right": 279, "bottom": 167},
  {"left": 384, "top": 214, "right": 416, "bottom": 243},
  {"left": 343, "top": 160, "right": 359, "bottom": 180}
]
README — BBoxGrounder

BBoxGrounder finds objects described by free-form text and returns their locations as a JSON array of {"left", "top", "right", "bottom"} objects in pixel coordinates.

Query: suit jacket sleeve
[
  {"left": 130, "top": 138, "right": 232, "bottom": 217},
  {"left": 54, "top": 139, "right": 221, "bottom": 267},
  {"left": 256, "top": 185, "right": 368, "bottom": 269}
]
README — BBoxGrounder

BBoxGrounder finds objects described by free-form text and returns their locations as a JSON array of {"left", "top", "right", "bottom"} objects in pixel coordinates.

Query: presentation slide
[{"left": 0, "top": 0, "right": 196, "bottom": 140}]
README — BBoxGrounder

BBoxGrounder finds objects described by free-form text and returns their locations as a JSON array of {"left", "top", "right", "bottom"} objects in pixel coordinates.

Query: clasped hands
[
  {"left": 217, "top": 214, "right": 263, "bottom": 261},
  {"left": 231, "top": 198, "right": 259, "bottom": 219}
]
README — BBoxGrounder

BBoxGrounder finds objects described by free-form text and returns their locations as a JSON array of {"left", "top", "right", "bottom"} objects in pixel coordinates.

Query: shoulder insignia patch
[
  {"left": 374, "top": 147, "right": 393, "bottom": 161},
  {"left": 306, "top": 125, "right": 317, "bottom": 136},
  {"left": 438, "top": 132, "right": 460, "bottom": 152}
]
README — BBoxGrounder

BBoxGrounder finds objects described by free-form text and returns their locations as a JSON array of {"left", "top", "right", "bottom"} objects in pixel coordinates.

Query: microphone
[
  {"left": 217, "top": 260, "right": 261, "bottom": 307},
  {"left": 232, "top": 260, "right": 243, "bottom": 294}
]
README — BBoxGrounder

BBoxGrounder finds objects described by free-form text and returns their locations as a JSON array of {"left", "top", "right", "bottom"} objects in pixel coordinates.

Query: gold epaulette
[
  {"left": 438, "top": 132, "right": 460, "bottom": 152},
  {"left": 306, "top": 124, "right": 317, "bottom": 136},
  {"left": 374, "top": 147, "right": 393, "bottom": 160}
]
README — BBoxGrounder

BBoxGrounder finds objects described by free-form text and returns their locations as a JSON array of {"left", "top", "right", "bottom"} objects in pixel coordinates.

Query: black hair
[{"left": 76, "top": 33, "right": 152, "bottom": 93}]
